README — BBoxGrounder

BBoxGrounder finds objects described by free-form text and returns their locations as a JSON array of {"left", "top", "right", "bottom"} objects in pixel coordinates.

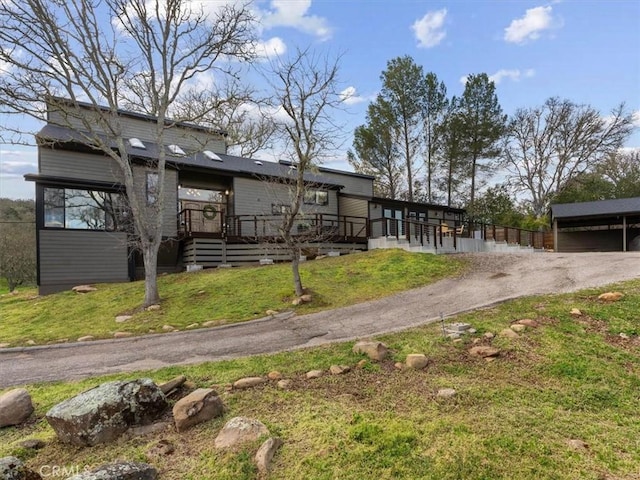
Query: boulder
[
  {"left": 115, "top": 315, "right": 132, "bottom": 323},
  {"left": 0, "top": 389, "right": 34, "bottom": 428},
  {"left": 267, "top": 371, "right": 282, "bottom": 380},
  {"left": 172, "top": 388, "right": 223, "bottom": 432},
  {"left": 214, "top": 417, "right": 269, "bottom": 450},
  {"left": 352, "top": 341, "right": 389, "bottom": 361},
  {"left": 299, "top": 294, "right": 312, "bottom": 303},
  {"left": 18, "top": 439, "right": 45, "bottom": 450},
  {"left": 277, "top": 380, "right": 292, "bottom": 389},
  {"left": 499, "top": 328, "right": 519, "bottom": 339},
  {"left": 46, "top": 379, "right": 168, "bottom": 446},
  {"left": 305, "top": 370, "right": 324, "bottom": 379},
  {"left": 570, "top": 308, "right": 582, "bottom": 317},
  {"left": 468, "top": 346, "right": 500, "bottom": 358},
  {"left": 437, "top": 388, "right": 457, "bottom": 399},
  {"left": 329, "top": 365, "right": 351, "bottom": 375},
  {"left": 598, "top": 291, "right": 623, "bottom": 302},
  {"left": 255, "top": 437, "right": 283, "bottom": 475},
  {"left": 158, "top": 375, "right": 187, "bottom": 395},
  {"left": 65, "top": 462, "right": 157, "bottom": 480},
  {"left": 0, "top": 456, "right": 41, "bottom": 480},
  {"left": 233, "top": 377, "right": 267, "bottom": 389},
  {"left": 516, "top": 319, "right": 539, "bottom": 328},
  {"left": 510, "top": 324, "right": 526, "bottom": 333},
  {"left": 72, "top": 285, "right": 97, "bottom": 293},
  {"left": 405, "top": 354, "right": 428, "bottom": 369}
]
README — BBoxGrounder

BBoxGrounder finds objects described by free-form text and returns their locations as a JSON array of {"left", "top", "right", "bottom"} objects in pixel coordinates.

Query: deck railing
[
  {"left": 369, "top": 217, "right": 545, "bottom": 250},
  {"left": 179, "top": 208, "right": 545, "bottom": 250},
  {"left": 179, "top": 209, "right": 369, "bottom": 242}
]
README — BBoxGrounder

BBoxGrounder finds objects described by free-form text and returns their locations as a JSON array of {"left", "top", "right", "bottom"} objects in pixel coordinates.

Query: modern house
[
  {"left": 550, "top": 198, "right": 640, "bottom": 252},
  {"left": 28, "top": 99, "right": 537, "bottom": 295}
]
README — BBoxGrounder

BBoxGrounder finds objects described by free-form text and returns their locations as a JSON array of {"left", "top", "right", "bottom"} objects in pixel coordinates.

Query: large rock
[
  {"left": 352, "top": 341, "right": 389, "bottom": 361},
  {"left": 0, "top": 389, "right": 34, "bottom": 428},
  {"left": 469, "top": 346, "right": 500, "bottom": 358},
  {"left": 65, "top": 462, "right": 157, "bottom": 480},
  {"left": 46, "top": 379, "right": 168, "bottom": 446},
  {"left": 233, "top": 377, "right": 267, "bottom": 389},
  {"left": 173, "top": 388, "right": 224, "bottom": 432},
  {"left": 598, "top": 291, "right": 623, "bottom": 302},
  {"left": 405, "top": 354, "right": 428, "bottom": 369},
  {"left": 0, "top": 456, "right": 41, "bottom": 480},
  {"left": 255, "top": 438, "right": 283, "bottom": 475},
  {"left": 214, "top": 417, "right": 269, "bottom": 450}
]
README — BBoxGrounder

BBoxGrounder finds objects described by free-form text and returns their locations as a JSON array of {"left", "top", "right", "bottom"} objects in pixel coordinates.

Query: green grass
[
  {"left": 2, "top": 280, "right": 640, "bottom": 479},
  {"left": 0, "top": 249, "right": 464, "bottom": 346}
]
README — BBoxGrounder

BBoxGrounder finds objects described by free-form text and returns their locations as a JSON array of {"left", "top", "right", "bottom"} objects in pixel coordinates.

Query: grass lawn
[
  {"left": 0, "top": 249, "right": 465, "bottom": 346},
  {"left": 1, "top": 280, "right": 640, "bottom": 479}
]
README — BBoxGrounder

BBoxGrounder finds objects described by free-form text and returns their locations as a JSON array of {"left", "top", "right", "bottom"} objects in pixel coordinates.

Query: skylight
[
  {"left": 168, "top": 144, "right": 185, "bottom": 156},
  {"left": 128, "top": 138, "right": 146, "bottom": 149},
  {"left": 204, "top": 150, "right": 223, "bottom": 161}
]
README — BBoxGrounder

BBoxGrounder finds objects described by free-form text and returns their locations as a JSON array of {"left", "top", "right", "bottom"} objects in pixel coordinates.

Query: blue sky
[{"left": 1, "top": 0, "right": 639, "bottom": 199}]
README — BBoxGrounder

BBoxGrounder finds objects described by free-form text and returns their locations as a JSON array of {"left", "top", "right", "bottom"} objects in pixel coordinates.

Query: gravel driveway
[{"left": 1, "top": 251, "right": 639, "bottom": 387}]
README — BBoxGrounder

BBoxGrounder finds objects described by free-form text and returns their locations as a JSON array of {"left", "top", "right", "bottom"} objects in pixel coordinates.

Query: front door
[
  {"left": 383, "top": 208, "right": 404, "bottom": 237},
  {"left": 179, "top": 187, "right": 227, "bottom": 234}
]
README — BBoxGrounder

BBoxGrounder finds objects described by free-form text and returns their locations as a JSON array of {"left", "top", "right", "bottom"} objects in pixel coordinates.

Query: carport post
[
  {"left": 623, "top": 216, "right": 627, "bottom": 252},
  {"left": 553, "top": 219, "right": 558, "bottom": 252}
]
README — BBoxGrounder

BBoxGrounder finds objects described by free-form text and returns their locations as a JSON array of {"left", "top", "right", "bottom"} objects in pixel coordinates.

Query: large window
[
  {"left": 44, "top": 187, "right": 129, "bottom": 231},
  {"left": 304, "top": 189, "right": 329, "bottom": 206}
]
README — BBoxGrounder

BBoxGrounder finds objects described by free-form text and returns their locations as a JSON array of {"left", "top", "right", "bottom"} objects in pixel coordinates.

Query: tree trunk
[
  {"left": 290, "top": 247, "right": 303, "bottom": 297},
  {"left": 142, "top": 243, "right": 160, "bottom": 307},
  {"left": 470, "top": 156, "right": 477, "bottom": 215}
]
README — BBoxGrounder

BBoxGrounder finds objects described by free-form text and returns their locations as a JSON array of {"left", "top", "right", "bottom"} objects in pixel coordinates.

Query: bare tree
[
  {"left": 503, "top": 97, "right": 634, "bottom": 217},
  {"left": 173, "top": 77, "right": 277, "bottom": 158},
  {"left": 265, "top": 48, "right": 344, "bottom": 297},
  {"left": 0, "top": 0, "right": 255, "bottom": 306}
]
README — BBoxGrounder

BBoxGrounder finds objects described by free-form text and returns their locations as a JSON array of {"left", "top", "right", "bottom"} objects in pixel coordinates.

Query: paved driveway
[{"left": 1, "top": 252, "right": 639, "bottom": 388}]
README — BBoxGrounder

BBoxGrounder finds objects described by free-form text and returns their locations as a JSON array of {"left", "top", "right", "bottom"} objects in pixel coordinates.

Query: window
[
  {"left": 44, "top": 188, "right": 65, "bottom": 227},
  {"left": 271, "top": 203, "right": 290, "bottom": 215},
  {"left": 304, "top": 189, "right": 329, "bottom": 206},
  {"left": 146, "top": 172, "right": 159, "bottom": 205},
  {"left": 43, "top": 187, "right": 128, "bottom": 231}
]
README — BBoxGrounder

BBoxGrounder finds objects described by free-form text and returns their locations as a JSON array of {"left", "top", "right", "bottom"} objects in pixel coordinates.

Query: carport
[{"left": 550, "top": 197, "right": 640, "bottom": 252}]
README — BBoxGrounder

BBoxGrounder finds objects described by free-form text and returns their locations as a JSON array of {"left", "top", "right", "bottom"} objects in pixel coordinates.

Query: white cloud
[
  {"left": 340, "top": 86, "right": 367, "bottom": 106},
  {"left": 252, "top": 37, "right": 287, "bottom": 60},
  {"left": 488, "top": 68, "right": 535, "bottom": 85},
  {"left": 504, "top": 6, "right": 558, "bottom": 44},
  {"left": 632, "top": 110, "right": 640, "bottom": 128},
  {"left": 411, "top": 9, "right": 447, "bottom": 48},
  {"left": 260, "top": 0, "right": 332, "bottom": 41},
  {"left": 0, "top": 149, "right": 38, "bottom": 176}
]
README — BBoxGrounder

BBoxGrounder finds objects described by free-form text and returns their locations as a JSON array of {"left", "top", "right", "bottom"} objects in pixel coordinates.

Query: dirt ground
[{"left": 1, "top": 251, "right": 639, "bottom": 387}]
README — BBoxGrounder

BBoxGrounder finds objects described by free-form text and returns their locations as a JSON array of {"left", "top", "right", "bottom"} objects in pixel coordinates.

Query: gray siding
[
  {"left": 318, "top": 170, "right": 373, "bottom": 197},
  {"left": 338, "top": 196, "right": 368, "bottom": 238},
  {"left": 339, "top": 196, "right": 368, "bottom": 218},
  {"left": 39, "top": 230, "right": 128, "bottom": 293},
  {"left": 233, "top": 177, "right": 338, "bottom": 217},
  {"left": 48, "top": 106, "right": 226, "bottom": 154},
  {"left": 132, "top": 166, "right": 178, "bottom": 237},
  {"left": 40, "top": 148, "right": 122, "bottom": 183}
]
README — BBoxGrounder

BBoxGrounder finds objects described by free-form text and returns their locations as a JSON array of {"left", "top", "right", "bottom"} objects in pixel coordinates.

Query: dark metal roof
[
  {"left": 36, "top": 124, "right": 344, "bottom": 188},
  {"left": 550, "top": 197, "right": 640, "bottom": 220},
  {"left": 371, "top": 196, "right": 466, "bottom": 214}
]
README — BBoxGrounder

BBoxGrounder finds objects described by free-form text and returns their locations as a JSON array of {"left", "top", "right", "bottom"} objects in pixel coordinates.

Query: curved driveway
[{"left": 2, "top": 252, "right": 639, "bottom": 387}]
